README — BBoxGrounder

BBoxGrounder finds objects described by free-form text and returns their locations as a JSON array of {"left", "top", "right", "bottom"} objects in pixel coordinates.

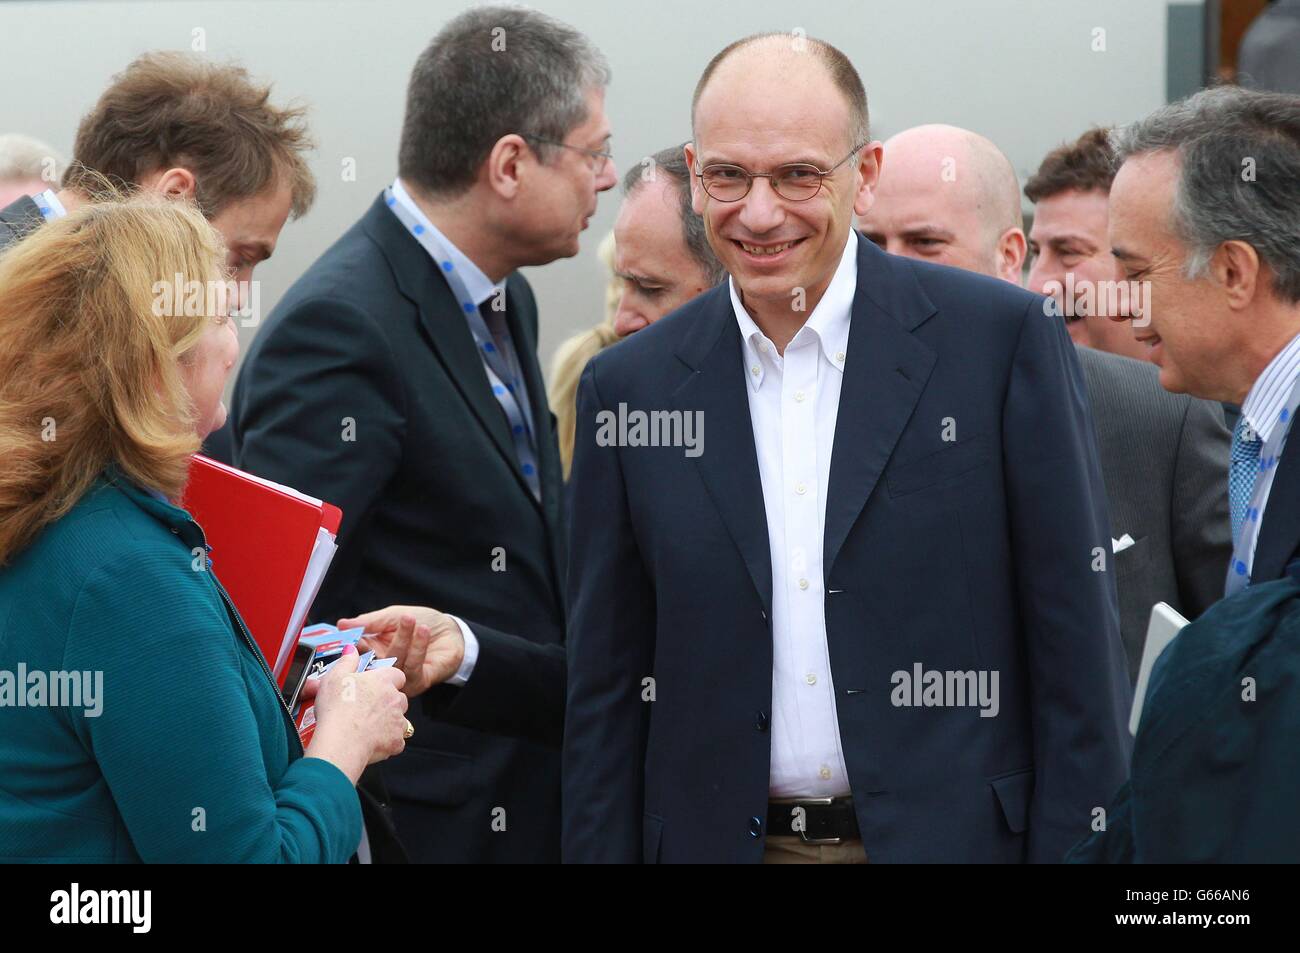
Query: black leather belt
[{"left": 767, "top": 796, "right": 859, "bottom": 844}]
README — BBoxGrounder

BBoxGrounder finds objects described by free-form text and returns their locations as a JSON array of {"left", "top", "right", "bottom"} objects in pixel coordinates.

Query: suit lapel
[
  {"left": 364, "top": 196, "right": 541, "bottom": 509},
  {"left": 824, "top": 237, "right": 938, "bottom": 573},
  {"left": 674, "top": 290, "right": 773, "bottom": 616},
  {"left": 1251, "top": 432, "right": 1300, "bottom": 582}
]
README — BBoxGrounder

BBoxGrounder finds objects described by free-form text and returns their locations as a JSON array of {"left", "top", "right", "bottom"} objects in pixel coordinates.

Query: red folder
[{"left": 181, "top": 455, "right": 342, "bottom": 685}]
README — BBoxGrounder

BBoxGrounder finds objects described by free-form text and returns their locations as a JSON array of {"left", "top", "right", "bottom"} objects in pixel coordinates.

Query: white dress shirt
[
  {"left": 1240, "top": 330, "right": 1300, "bottom": 574},
  {"left": 730, "top": 232, "right": 858, "bottom": 798}
]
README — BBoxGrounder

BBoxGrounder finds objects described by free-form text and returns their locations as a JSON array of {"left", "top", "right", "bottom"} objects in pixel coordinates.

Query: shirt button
[
  {"left": 795, "top": 482, "right": 807, "bottom": 495},
  {"left": 835, "top": 351, "right": 846, "bottom": 364},
  {"left": 751, "top": 365, "right": 760, "bottom": 376},
  {"left": 794, "top": 390, "right": 806, "bottom": 402},
  {"left": 805, "top": 672, "right": 817, "bottom": 685},
  {"left": 819, "top": 766, "right": 832, "bottom": 780},
  {"left": 798, "top": 578, "right": 809, "bottom": 590}
]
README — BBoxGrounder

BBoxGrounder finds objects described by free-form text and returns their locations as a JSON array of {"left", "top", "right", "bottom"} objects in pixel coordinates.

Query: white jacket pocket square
[{"left": 1112, "top": 533, "right": 1136, "bottom": 554}]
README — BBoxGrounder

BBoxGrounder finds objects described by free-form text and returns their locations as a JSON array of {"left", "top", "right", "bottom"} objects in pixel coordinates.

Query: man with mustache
[{"left": 561, "top": 33, "right": 1131, "bottom": 863}]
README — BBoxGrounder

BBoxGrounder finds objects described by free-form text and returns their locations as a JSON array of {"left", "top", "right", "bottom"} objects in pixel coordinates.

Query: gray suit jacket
[{"left": 1077, "top": 345, "right": 1231, "bottom": 679}]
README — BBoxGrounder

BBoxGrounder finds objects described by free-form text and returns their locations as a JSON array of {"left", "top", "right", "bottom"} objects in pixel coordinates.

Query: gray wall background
[{"left": 2, "top": 0, "right": 1182, "bottom": 387}]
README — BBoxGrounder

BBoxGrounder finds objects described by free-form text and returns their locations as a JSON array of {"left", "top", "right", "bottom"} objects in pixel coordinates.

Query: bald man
[
  {"left": 861, "top": 124, "right": 1232, "bottom": 680},
  {"left": 563, "top": 38, "right": 1131, "bottom": 864},
  {"left": 860, "top": 124, "right": 1026, "bottom": 282}
]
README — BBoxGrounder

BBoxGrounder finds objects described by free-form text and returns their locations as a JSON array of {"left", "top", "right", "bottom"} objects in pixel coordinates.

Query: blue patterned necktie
[
  {"left": 1229, "top": 416, "right": 1263, "bottom": 544},
  {"left": 478, "top": 299, "right": 541, "bottom": 500}
]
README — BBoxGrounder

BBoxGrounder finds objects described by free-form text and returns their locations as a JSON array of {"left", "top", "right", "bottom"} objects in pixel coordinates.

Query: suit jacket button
[
  {"left": 755, "top": 710, "right": 769, "bottom": 732},
  {"left": 749, "top": 816, "right": 763, "bottom": 838}
]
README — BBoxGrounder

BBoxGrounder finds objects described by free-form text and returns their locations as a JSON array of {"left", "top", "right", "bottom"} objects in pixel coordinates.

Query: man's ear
[
  {"left": 997, "top": 228, "right": 1028, "bottom": 284},
  {"left": 853, "top": 141, "right": 885, "bottom": 218},
  {"left": 485, "top": 134, "right": 529, "bottom": 200},
  {"left": 149, "top": 167, "right": 198, "bottom": 201},
  {"left": 1211, "top": 239, "right": 1262, "bottom": 310},
  {"left": 684, "top": 142, "right": 705, "bottom": 216}
]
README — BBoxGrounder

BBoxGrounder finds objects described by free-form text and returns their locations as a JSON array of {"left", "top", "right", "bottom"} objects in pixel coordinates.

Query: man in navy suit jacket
[{"left": 561, "top": 33, "right": 1132, "bottom": 864}]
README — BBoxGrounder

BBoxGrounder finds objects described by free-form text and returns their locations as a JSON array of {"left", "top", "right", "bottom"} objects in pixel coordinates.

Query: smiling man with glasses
[{"left": 562, "top": 31, "right": 1131, "bottom": 864}]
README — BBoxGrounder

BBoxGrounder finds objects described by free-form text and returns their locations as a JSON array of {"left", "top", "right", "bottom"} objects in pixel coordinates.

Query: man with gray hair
[
  {"left": 0, "top": 133, "right": 63, "bottom": 210},
  {"left": 1105, "top": 85, "right": 1300, "bottom": 595},
  {"left": 232, "top": 4, "right": 616, "bottom": 862}
]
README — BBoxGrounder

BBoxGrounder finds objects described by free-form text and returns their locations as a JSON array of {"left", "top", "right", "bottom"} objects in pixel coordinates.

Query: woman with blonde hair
[{"left": 0, "top": 193, "right": 410, "bottom": 862}]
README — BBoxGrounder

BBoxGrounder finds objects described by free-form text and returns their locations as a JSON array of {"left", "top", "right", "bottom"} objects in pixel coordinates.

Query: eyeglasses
[
  {"left": 695, "top": 142, "right": 868, "bottom": 202},
  {"left": 522, "top": 134, "right": 613, "bottom": 171}
]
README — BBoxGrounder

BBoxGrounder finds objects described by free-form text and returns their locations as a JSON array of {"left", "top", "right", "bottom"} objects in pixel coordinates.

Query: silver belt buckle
[{"left": 773, "top": 796, "right": 843, "bottom": 845}]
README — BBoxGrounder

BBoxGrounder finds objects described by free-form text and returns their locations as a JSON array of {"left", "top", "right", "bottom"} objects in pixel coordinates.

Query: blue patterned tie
[
  {"left": 1229, "top": 416, "right": 1263, "bottom": 544},
  {"left": 478, "top": 300, "right": 541, "bottom": 501}
]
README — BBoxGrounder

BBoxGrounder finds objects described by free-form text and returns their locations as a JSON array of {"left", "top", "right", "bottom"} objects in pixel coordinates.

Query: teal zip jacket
[{"left": 0, "top": 468, "right": 362, "bottom": 862}]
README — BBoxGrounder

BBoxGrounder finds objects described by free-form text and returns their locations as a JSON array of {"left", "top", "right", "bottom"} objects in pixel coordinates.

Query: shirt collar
[
  {"left": 390, "top": 177, "right": 502, "bottom": 307},
  {"left": 1242, "top": 329, "right": 1300, "bottom": 443},
  {"left": 33, "top": 189, "right": 67, "bottom": 221},
  {"left": 730, "top": 231, "right": 857, "bottom": 391}
]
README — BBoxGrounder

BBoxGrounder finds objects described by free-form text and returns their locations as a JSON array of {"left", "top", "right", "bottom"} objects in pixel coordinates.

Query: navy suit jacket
[
  {"left": 1248, "top": 423, "right": 1300, "bottom": 589},
  {"left": 231, "top": 194, "right": 567, "bottom": 862},
  {"left": 562, "top": 233, "right": 1133, "bottom": 863}
]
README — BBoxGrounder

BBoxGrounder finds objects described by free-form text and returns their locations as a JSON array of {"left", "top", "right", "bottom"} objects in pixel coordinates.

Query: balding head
[
  {"left": 859, "top": 123, "right": 1027, "bottom": 283},
  {"left": 685, "top": 32, "right": 882, "bottom": 340},
  {"left": 692, "top": 33, "right": 869, "bottom": 148}
]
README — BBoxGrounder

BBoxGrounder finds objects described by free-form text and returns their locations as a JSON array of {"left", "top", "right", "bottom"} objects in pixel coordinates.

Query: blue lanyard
[{"left": 384, "top": 186, "right": 541, "bottom": 499}]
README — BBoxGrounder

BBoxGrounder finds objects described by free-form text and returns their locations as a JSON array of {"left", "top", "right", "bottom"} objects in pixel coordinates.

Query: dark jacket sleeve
[
  {"left": 560, "top": 360, "right": 657, "bottom": 863},
  {"left": 1001, "top": 299, "right": 1134, "bottom": 862},
  {"left": 0, "top": 195, "right": 44, "bottom": 250},
  {"left": 1064, "top": 780, "right": 1136, "bottom": 863},
  {"left": 1171, "top": 395, "right": 1232, "bottom": 617},
  {"left": 231, "top": 296, "right": 407, "bottom": 615},
  {"left": 421, "top": 621, "right": 566, "bottom": 748}
]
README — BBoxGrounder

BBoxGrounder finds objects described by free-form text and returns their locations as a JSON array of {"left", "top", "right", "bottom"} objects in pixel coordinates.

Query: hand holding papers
[
  {"left": 291, "top": 622, "right": 403, "bottom": 745},
  {"left": 296, "top": 643, "right": 410, "bottom": 784}
]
